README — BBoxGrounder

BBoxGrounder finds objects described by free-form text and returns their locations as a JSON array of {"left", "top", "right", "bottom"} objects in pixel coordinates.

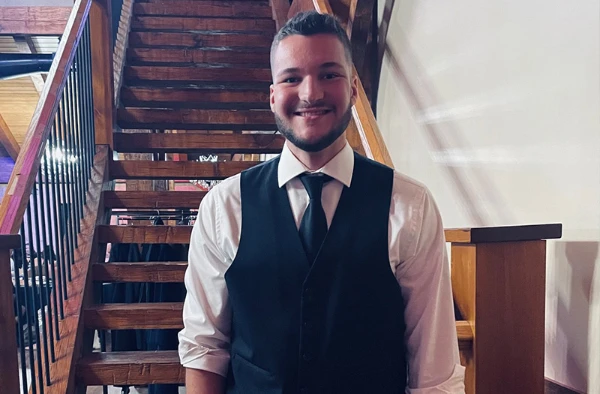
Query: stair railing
[
  {"left": 278, "top": 0, "right": 562, "bottom": 393},
  {"left": 0, "top": 0, "right": 114, "bottom": 393}
]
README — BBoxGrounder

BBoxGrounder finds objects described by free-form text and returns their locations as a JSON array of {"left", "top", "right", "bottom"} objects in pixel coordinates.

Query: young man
[{"left": 179, "top": 11, "right": 465, "bottom": 394}]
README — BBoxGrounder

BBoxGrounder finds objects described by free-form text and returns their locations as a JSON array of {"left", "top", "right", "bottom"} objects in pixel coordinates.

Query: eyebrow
[{"left": 277, "top": 62, "right": 346, "bottom": 77}]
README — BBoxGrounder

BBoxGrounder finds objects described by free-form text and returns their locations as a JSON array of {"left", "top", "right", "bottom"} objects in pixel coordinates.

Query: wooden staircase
[{"left": 77, "top": 0, "right": 282, "bottom": 387}]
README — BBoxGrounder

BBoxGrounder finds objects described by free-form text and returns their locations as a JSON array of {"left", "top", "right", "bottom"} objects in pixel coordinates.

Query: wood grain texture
[
  {"left": 109, "top": 160, "right": 260, "bottom": 180},
  {"left": 128, "top": 31, "right": 273, "bottom": 48},
  {"left": 0, "top": 249, "right": 19, "bottom": 394},
  {"left": 127, "top": 47, "right": 270, "bottom": 65},
  {"left": 0, "top": 6, "right": 71, "bottom": 35},
  {"left": 120, "top": 86, "right": 270, "bottom": 108},
  {"left": 90, "top": 0, "right": 115, "bottom": 147},
  {"left": 0, "top": 108, "right": 20, "bottom": 160},
  {"left": 113, "top": 132, "right": 284, "bottom": 153},
  {"left": 133, "top": 1, "right": 273, "bottom": 18},
  {"left": 92, "top": 262, "right": 187, "bottom": 282},
  {"left": 451, "top": 244, "right": 476, "bottom": 323},
  {"left": 77, "top": 351, "right": 185, "bottom": 385},
  {"left": 36, "top": 146, "right": 109, "bottom": 394},
  {"left": 131, "top": 15, "right": 275, "bottom": 32},
  {"left": 124, "top": 65, "right": 272, "bottom": 83},
  {"left": 445, "top": 224, "right": 563, "bottom": 244},
  {"left": 270, "top": 0, "right": 290, "bottom": 30},
  {"left": 97, "top": 225, "right": 193, "bottom": 244},
  {"left": 475, "top": 241, "right": 546, "bottom": 394},
  {"left": 103, "top": 190, "right": 206, "bottom": 208},
  {"left": 85, "top": 303, "right": 184, "bottom": 329},
  {"left": 0, "top": 0, "right": 92, "bottom": 235}
]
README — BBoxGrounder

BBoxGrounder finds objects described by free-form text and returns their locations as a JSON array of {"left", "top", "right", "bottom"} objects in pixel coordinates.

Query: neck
[{"left": 287, "top": 134, "right": 347, "bottom": 170}]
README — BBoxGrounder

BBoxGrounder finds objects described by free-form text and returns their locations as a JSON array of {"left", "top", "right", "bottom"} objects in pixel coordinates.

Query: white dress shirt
[{"left": 178, "top": 142, "right": 465, "bottom": 393}]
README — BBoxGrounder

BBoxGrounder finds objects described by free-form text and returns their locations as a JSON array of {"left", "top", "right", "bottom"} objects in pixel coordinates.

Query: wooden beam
[
  {"left": 0, "top": 6, "right": 71, "bottom": 35},
  {"left": 127, "top": 47, "right": 270, "bottom": 65},
  {"left": 128, "top": 31, "right": 272, "bottom": 48},
  {"left": 133, "top": 1, "right": 273, "bottom": 18},
  {"left": 124, "top": 65, "right": 272, "bottom": 84},
  {"left": 0, "top": 113, "right": 19, "bottom": 160},
  {"left": 103, "top": 190, "right": 205, "bottom": 209},
  {"left": 109, "top": 160, "right": 260, "bottom": 180},
  {"left": 85, "top": 303, "right": 184, "bottom": 329},
  {"left": 13, "top": 36, "right": 46, "bottom": 94},
  {"left": 131, "top": 15, "right": 275, "bottom": 32},
  {"left": 97, "top": 224, "right": 193, "bottom": 244},
  {"left": 92, "top": 262, "right": 187, "bottom": 282},
  {"left": 90, "top": 0, "right": 115, "bottom": 147},
  {"left": 444, "top": 224, "right": 563, "bottom": 244}
]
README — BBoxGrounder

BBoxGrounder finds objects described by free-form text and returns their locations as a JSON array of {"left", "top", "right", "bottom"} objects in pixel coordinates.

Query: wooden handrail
[
  {"left": 0, "top": 0, "right": 92, "bottom": 235},
  {"left": 444, "top": 223, "right": 562, "bottom": 244}
]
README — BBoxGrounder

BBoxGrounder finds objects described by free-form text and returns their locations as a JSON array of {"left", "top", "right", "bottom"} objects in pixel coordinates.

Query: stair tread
[
  {"left": 131, "top": 16, "right": 275, "bottom": 33},
  {"left": 103, "top": 190, "right": 206, "bottom": 208},
  {"left": 98, "top": 224, "right": 193, "bottom": 244},
  {"left": 124, "top": 65, "right": 272, "bottom": 84},
  {"left": 113, "top": 132, "right": 284, "bottom": 153},
  {"left": 128, "top": 31, "right": 272, "bottom": 49},
  {"left": 127, "top": 47, "right": 270, "bottom": 66},
  {"left": 109, "top": 160, "right": 261, "bottom": 180},
  {"left": 133, "top": 2, "right": 272, "bottom": 18},
  {"left": 93, "top": 262, "right": 188, "bottom": 282},
  {"left": 117, "top": 108, "right": 277, "bottom": 130},
  {"left": 77, "top": 351, "right": 185, "bottom": 385},
  {"left": 85, "top": 303, "right": 184, "bottom": 329},
  {"left": 456, "top": 320, "right": 474, "bottom": 350}
]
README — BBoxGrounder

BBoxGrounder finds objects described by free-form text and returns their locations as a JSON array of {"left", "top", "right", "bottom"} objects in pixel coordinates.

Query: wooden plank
[
  {"left": 85, "top": 303, "right": 184, "bottom": 329},
  {"left": 0, "top": 249, "right": 19, "bottom": 394},
  {"left": 77, "top": 351, "right": 185, "bottom": 385},
  {"left": 113, "top": 132, "right": 284, "bottom": 153},
  {"left": 131, "top": 15, "right": 275, "bottom": 33},
  {"left": 90, "top": 0, "right": 115, "bottom": 147},
  {"left": 451, "top": 244, "right": 476, "bottom": 323},
  {"left": 0, "top": 112, "right": 20, "bottom": 161},
  {"left": 475, "top": 241, "right": 546, "bottom": 393},
  {"left": 445, "top": 224, "right": 563, "bottom": 244},
  {"left": 455, "top": 320, "right": 474, "bottom": 349},
  {"left": 128, "top": 31, "right": 272, "bottom": 48},
  {"left": 92, "top": 262, "right": 187, "bottom": 282},
  {"left": 270, "top": 0, "right": 290, "bottom": 30},
  {"left": 97, "top": 224, "right": 193, "bottom": 244},
  {"left": 35, "top": 146, "right": 109, "bottom": 394},
  {"left": 133, "top": 2, "right": 273, "bottom": 18},
  {"left": 124, "top": 65, "right": 272, "bottom": 83},
  {"left": 0, "top": 6, "right": 71, "bottom": 35},
  {"left": 117, "top": 108, "right": 277, "bottom": 130},
  {"left": 103, "top": 190, "right": 205, "bottom": 208},
  {"left": 127, "top": 48, "right": 270, "bottom": 65},
  {"left": 120, "top": 86, "right": 270, "bottom": 109},
  {"left": 0, "top": 0, "right": 92, "bottom": 235},
  {"left": 109, "top": 160, "right": 260, "bottom": 180}
]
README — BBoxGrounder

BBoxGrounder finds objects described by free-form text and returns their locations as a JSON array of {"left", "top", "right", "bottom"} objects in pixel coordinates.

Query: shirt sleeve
[
  {"left": 178, "top": 187, "right": 232, "bottom": 377},
  {"left": 394, "top": 188, "right": 466, "bottom": 393}
]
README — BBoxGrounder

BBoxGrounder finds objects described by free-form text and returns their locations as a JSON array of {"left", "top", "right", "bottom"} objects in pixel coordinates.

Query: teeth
[{"left": 299, "top": 111, "right": 327, "bottom": 116}]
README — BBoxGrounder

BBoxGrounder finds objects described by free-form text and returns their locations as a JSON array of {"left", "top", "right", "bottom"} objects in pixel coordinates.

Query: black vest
[{"left": 225, "top": 153, "right": 407, "bottom": 394}]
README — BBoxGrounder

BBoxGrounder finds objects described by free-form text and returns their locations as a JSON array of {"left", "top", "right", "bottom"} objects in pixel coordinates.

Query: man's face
[{"left": 270, "top": 34, "right": 358, "bottom": 152}]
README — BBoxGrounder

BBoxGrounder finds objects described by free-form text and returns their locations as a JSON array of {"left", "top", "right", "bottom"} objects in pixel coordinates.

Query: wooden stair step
[
  {"left": 104, "top": 190, "right": 205, "bottom": 209},
  {"left": 124, "top": 66, "right": 271, "bottom": 84},
  {"left": 127, "top": 48, "right": 270, "bottom": 66},
  {"left": 93, "top": 262, "right": 188, "bottom": 282},
  {"left": 77, "top": 351, "right": 184, "bottom": 386},
  {"left": 140, "top": 0, "right": 269, "bottom": 3},
  {"left": 98, "top": 225, "right": 193, "bottom": 244},
  {"left": 109, "top": 160, "right": 261, "bottom": 180},
  {"left": 85, "top": 303, "right": 184, "bottom": 329},
  {"left": 456, "top": 320, "right": 474, "bottom": 351},
  {"left": 131, "top": 16, "right": 275, "bottom": 33},
  {"left": 128, "top": 31, "right": 272, "bottom": 49},
  {"left": 117, "top": 108, "right": 277, "bottom": 131},
  {"left": 114, "top": 132, "right": 284, "bottom": 153},
  {"left": 120, "top": 86, "right": 270, "bottom": 109},
  {"left": 133, "top": 1, "right": 272, "bottom": 18}
]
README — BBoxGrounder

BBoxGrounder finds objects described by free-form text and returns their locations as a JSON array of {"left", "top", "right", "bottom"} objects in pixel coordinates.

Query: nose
[{"left": 299, "top": 76, "right": 324, "bottom": 104}]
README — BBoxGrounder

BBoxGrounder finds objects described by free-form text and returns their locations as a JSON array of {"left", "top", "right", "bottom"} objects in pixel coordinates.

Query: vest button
[
  {"left": 303, "top": 321, "right": 314, "bottom": 330},
  {"left": 302, "top": 352, "right": 313, "bottom": 362}
]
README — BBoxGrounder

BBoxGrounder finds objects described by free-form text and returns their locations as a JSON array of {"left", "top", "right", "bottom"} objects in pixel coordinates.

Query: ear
[
  {"left": 350, "top": 74, "right": 359, "bottom": 106},
  {"left": 270, "top": 84, "right": 276, "bottom": 112}
]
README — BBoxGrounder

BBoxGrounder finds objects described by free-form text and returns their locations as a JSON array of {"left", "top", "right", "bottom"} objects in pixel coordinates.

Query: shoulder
[{"left": 200, "top": 173, "right": 242, "bottom": 214}]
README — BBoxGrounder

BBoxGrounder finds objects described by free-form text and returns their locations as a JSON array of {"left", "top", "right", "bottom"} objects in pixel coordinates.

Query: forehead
[{"left": 272, "top": 34, "right": 348, "bottom": 71}]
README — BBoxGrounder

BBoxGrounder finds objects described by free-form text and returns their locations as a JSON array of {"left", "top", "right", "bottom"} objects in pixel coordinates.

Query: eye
[
  {"left": 282, "top": 77, "right": 300, "bottom": 83},
  {"left": 322, "top": 73, "right": 339, "bottom": 80}
]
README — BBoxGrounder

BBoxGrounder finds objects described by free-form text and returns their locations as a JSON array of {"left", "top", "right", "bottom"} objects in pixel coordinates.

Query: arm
[
  {"left": 178, "top": 188, "right": 232, "bottom": 394},
  {"left": 394, "top": 188, "right": 465, "bottom": 393}
]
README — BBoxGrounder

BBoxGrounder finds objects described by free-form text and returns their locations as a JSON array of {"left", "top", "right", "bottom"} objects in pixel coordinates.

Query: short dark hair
[{"left": 270, "top": 11, "right": 353, "bottom": 67}]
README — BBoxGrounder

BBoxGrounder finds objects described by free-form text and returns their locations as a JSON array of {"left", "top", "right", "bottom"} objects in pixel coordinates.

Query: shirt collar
[{"left": 277, "top": 142, "right": 354, "bottom": 188}]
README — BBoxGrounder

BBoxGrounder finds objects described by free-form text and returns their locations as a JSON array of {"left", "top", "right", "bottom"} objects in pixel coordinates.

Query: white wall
[{"left": 377, "top": 0, "right": 600, "bottom": 392}]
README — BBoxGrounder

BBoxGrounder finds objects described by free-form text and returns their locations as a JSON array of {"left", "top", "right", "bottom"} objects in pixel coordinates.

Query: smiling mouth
[{"left": 294, "top": 109, "right": 332, "bottom": 117}]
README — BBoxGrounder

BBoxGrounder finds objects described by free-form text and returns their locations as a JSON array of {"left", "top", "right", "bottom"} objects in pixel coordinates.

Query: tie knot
[{"left": 299, "top": 173, "right": 332, "bottom": 201}]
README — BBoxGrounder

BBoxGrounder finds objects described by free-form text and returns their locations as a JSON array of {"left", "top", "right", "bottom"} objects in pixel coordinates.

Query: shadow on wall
[
  {"left": 377, "top": 0, "right": 516, "bottom": 227},
  {"left": 548, "top": 241, "right": 598, "bottom": 392}
]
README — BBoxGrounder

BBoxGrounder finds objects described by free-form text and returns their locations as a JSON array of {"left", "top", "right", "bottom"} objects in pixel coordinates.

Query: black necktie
[{"left": 299, "top": 173, "right": 332, "bottom": 264}]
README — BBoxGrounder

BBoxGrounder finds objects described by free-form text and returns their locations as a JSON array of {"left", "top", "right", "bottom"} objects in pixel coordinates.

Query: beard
[{"left": 274, "top": 103, "right": 353, "bottom": 153}]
